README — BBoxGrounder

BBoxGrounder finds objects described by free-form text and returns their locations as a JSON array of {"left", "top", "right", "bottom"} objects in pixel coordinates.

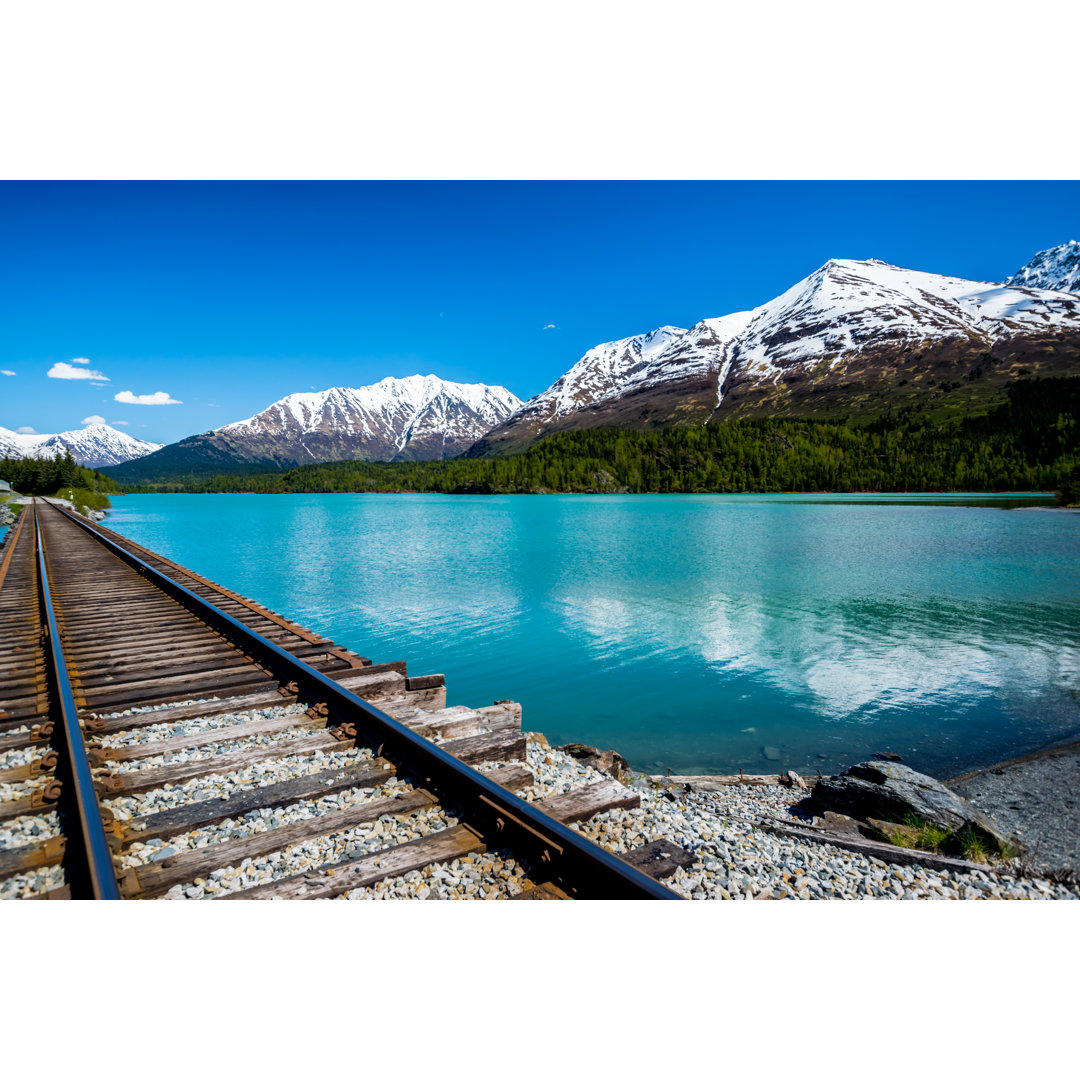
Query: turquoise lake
[{"left": 96, "top": 492, "right": 1080, "bottom": 779}]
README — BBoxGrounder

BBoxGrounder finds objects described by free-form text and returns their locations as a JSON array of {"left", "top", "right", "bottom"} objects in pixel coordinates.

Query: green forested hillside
[
  {"left": 0, "top": 451, "right": 120, "bottom": 498},
  {"left": 117, "top": 378, "right": 1080, "bottom": 498}
]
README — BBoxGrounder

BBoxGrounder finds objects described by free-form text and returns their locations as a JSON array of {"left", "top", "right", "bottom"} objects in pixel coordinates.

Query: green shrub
[{"left": 55, "top": 487, "right": 112, "bottom": 514}]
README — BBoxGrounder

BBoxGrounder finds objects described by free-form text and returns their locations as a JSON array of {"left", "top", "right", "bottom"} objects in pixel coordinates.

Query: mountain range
[
  {"left": 47, "top": 238, "right": 1080, "bottom": 481},
  {"left": 0, "top": 423, "right": 163, "bottom": 468},
  {"left": 470, "top": 246, "right": 1080, "bottom": 455},
  {"left": 107, "top": 375, "right": 523, "bottom": 480}
]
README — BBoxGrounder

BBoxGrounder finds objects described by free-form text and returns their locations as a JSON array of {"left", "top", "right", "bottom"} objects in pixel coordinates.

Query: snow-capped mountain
[
  {"left": 108, "top": 375, "right": 522, "bottom": 478},
  {"left": 219, "top": 375, "right": 521, "bottom": 461},
  {"left": 471, "top": 256, "right": 1080, "bottom": 454},
  {"left": 0, "top": 424, "right": 163, "bottom": 468},
  {"left": 1006, "top": 241, "right": 1080, "bottom": 294}
]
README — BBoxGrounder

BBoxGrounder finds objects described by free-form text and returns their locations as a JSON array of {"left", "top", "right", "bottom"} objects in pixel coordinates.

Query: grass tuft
[{"left": 885, "top": 813, "right": 1010, "bottom": 863}]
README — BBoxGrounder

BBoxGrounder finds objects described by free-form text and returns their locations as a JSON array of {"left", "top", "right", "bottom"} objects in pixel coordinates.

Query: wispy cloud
[
  {"left": 48, "top": 361, "right": 109, "bottom": 381},
  {"left": 16, "top": 426, "right": 36, "bottom": 434},
  {"left": 70, "top": 356, "right": 92, "bottom": 364},
  {"left": 543, "top": 324, "right": 557, "bottom": 330},
  {"left": 81, "top": 414, "right": 106, "bottom": 425},
  {"left": 111, "top": 419, "right": 129, "bottom": 426},
  {"left": 1, "top": 369, "right": 15, "bottom": 376},
  {"left": 114, "top": 390, "right": 182, "bottom": 405}
]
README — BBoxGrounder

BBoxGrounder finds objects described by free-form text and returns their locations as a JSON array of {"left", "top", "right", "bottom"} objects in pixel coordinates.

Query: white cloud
[
  {"left": 48, "top": 361, "right": 110, "bottom": 381},
  {"left": 16, "top": 426, "right": 36, "bottom": 434},
  {"left": 70, "top": 356, "right": 91, "bottom": 364},
  {"left": 81, "top": 414, "right": 106, "bottom": 425},
  {"left": 543, "top": 324, "right": 557, "bottom": 330},
  {"left": 111, "top": 419, "right": 129, "bottom": 426},
  {"left": 1, "top": 369, "right": 15, "bottom": 376},
  {"left": 114, "top": 389, "right": 182, "bottom": 405}
]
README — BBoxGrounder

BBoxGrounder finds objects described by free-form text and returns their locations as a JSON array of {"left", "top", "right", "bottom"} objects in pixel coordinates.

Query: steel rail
[
  {"left": 46, "top": 501, "right": 679, "bottom": 900},
  {"left": 0, "top": 498, "right": 31, "bottom": 592},
  {"left": 35, "top": 502, "right": 121, "bottom": 899}
]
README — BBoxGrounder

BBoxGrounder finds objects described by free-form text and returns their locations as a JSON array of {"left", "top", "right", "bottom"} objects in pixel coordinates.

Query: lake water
[{"left": 100, "top": 492, "right": 1080, "bottom": 779}]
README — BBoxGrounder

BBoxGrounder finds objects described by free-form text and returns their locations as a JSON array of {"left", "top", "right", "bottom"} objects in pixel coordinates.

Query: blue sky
[{"left": 1, "top": 180, "right": 1077, "bottom": 445}]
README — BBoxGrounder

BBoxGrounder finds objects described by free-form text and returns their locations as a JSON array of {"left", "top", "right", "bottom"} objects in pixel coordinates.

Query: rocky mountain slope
[
  {"left": 469, "top": 255, "right": 1080, "bottom": 456},
  {"left": 107, "top": 375, "right": 522, "bottom": 479},
  {"left": 1006, "top": 241, "right": 1080, "bottom": 294},
  {"left": 0, "top": 423, "right": 163, "bottom": 468}
]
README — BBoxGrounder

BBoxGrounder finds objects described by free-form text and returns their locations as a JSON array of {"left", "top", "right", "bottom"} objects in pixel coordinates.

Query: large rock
[
  {"left": 809, "top": 761, "right": 1014, "bottom": 851},
  {"left": 559, "top": 743, "right": 634, "bottom": 783}
]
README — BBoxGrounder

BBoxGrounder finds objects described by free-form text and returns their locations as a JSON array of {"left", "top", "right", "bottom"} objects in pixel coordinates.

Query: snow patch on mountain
[
  {"left": 0, "top": 424, "right": 163, "bottom": 468},
  {"left": 1006, "top": 241, "right": 1080, "bottom": 295}
]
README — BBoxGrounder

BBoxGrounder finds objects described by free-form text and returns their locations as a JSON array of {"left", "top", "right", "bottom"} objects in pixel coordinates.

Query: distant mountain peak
[
  {"left": 0, "top": 423, "right": 163, "bottom": 468},
  {"left": 1006, "top": 241, "right": 1080, "bottom": 295}
]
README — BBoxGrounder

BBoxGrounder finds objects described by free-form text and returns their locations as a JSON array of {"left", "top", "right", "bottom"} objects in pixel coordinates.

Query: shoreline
[
  {"left": 531, "top": 736, "right": 1077, "bottom": 899},
  {"left": 635, "top": 732, "right": 1080, "bottom": 878}
]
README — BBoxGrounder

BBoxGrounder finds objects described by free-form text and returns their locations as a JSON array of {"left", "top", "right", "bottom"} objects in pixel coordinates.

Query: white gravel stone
[
  {"left": 0, "top": 811, "right": 60, "bottom": 851},
  {"left": 95, "top": 697, "right": 219, "bottom": 720},
  {"left": 104, "top": 723, "right": 324, "bottom": 774},
  {"left": 0, "top": 745, "right": 48, "bottom": 771},
  {"left": 98, "top": 704, "right": 308, "bottom": 750},
  {"left": 0, "top": 776, "right": 47, "bottom": 803},
  {"left": 0, "top": 863, "right": 65, "bottom": 900}
]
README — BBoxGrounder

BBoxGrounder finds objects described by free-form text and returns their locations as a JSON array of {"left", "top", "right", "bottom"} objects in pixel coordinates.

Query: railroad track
[{"left": 0, "top": 499, "right": 679, "bottom": 900}]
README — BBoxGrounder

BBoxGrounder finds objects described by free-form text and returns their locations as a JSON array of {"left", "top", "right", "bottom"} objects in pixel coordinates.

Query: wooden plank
[
  {"left": 116, "top": 759, "right": 394, "bottom": 848},
  {"left": 97, "top": 729, "right": 352, "bottom": 797},
  {"left": 0, "top": 788, "right": 61, "bottom": 822},
  {"left": 77, "top": 661, "right": 273, "bottom": 701},
  {"left": 483, "top": 763, "right": 533, "bottom": 792},
  {"left": 81, "top": 669, "right": 279, "bottom": 711},
  {"left": 94, "top": 712, "right": 328, "bottom": 763},
  {"left": 621, "top": 839, "right": 696, "bottom": 880},
  {"left": 73, "top": 642, "right": 239, "bottom": 675},
  {"left": 441, "top": 730, "right": 526, "bottom": 765},
  {"left": 221, "top": 823, "right": 485, "bottom": 900},
  {"left": 404, "top": 674, "right": 444, "bottom": 691},
  {"left": 537, "top": 779, "right": 640, "bottom": 824},
  {"left": 123, "top": 789, "right": 437, "bottom": 898},
  {"left": 758, "top": 821, "right": 998, "bottom": 876},
  {"left": 0, "top": 836, "right": 65, "bottom": 880},
  {"left": 0, "top": 754, "right": 56, "bottom": 783},
  {"left": 89, "top": 677, "right": 438, "bottom": 736},
  {"left": 394, "top": 702, "right": 520, "bottom": 741},
  {"left": 0, "top": 723, "right": 52, "bottom": 754}
]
